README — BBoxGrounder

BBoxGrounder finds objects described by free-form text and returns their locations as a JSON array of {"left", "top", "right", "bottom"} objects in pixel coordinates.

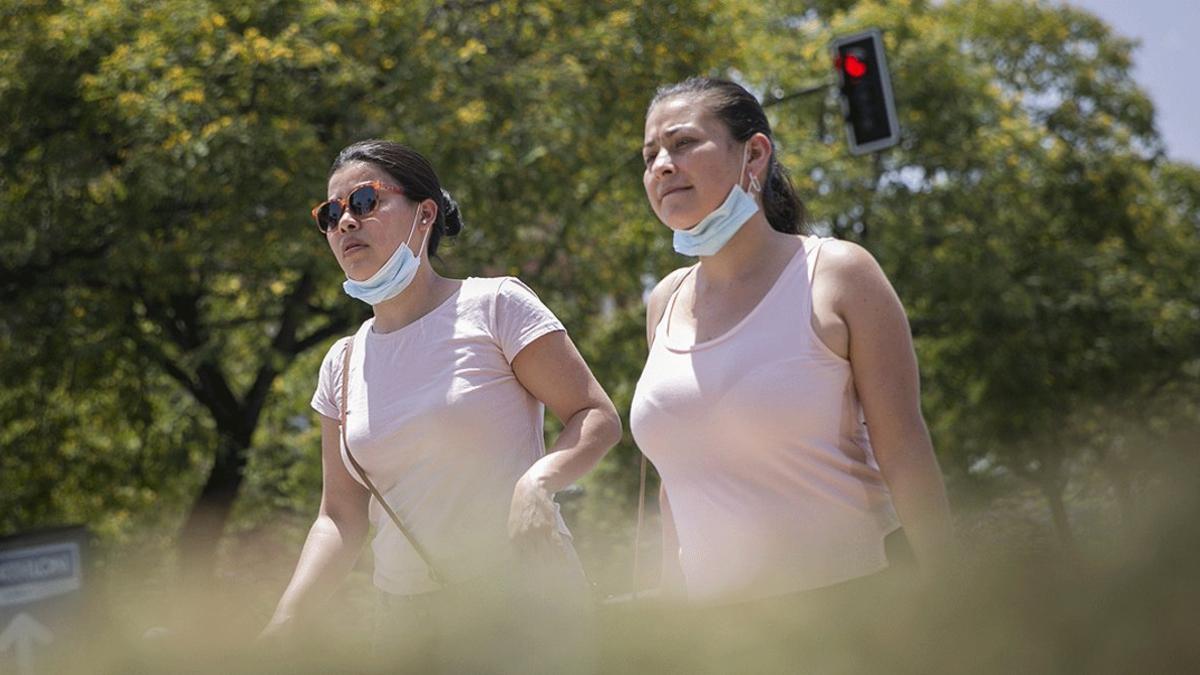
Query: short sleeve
[
  {"left": 492, "top": 277, "right": 565, "bottom": 363},
  {"left": 311, "top": 336, "right": 352, "bottom": 420}
]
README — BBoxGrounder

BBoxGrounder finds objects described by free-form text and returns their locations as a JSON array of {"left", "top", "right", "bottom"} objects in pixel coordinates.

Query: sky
[{"left": 1061, "top": 0, "right": 1200, "bottom": 166}]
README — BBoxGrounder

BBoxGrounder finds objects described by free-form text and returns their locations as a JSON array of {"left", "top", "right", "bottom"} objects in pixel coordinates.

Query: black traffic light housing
[{"left": 832, "top": 30, "right": 899, "bottom": 155}]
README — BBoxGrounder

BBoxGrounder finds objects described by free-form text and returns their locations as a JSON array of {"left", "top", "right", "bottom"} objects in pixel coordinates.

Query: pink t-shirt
[
  {"left": 630, "top": 237, "right": 900, "bottom": 605},
  {"left": 312, "top": 277, "right": 569, "bottom": 595}
]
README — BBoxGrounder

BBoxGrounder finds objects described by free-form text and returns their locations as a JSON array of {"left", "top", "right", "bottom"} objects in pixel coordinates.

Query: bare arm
[
  {"left": 507, "top": 330, "right": 622, "bottom": 550},
  {"left": 821, "top": 241, "right": 953, "bottom": 577},
  {"left": 263, "top": 414, "right": 371, "bottom": 636}
]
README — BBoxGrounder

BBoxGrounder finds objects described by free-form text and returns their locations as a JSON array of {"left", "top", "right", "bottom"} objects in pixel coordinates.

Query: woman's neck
[
  {"left": 370, "top": 264, "right": 451, "bottom": 334},
  {"left": 694, "top": 214, "right": 798, "bottom": 286}
]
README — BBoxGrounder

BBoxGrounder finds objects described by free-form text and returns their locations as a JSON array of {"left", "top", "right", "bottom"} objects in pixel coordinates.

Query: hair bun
[{"left": 440, "top": 189, "right": 463, "bottom": 237}]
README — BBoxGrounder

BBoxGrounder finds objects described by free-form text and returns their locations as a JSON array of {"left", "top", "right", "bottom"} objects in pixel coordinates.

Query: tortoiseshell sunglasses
[{"left": 311, "top": 181, "right": 405, "bottom": 233}]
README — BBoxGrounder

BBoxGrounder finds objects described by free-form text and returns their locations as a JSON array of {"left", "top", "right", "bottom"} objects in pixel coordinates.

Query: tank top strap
[
  {"left": 786, "top": 236, "right": 833, "bottom": 356},
  {"left": 658, "top": 265, "right": 698, "bottom": 342},
  {"left": 805, "top": 236, "right": 832, "bottom": 284}
]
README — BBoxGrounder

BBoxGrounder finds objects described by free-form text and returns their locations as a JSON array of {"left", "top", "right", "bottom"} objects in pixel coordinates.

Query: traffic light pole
[{"left": 762, "top": 81, "right": 834, "bottom": 108}]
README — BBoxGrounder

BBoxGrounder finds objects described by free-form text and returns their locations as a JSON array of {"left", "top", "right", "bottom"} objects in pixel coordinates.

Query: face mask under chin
[
  {"left": 341, "top": 208, "right": 430, "bottom": 305},
  {"left": 671, "top": 143, "right": 761, "bottom": 257}
]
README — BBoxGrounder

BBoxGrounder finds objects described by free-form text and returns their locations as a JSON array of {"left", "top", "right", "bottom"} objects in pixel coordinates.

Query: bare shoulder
[
  {"left": 814, "top": 238, "right": 883, "bottom": 279},
  {"left": 810, "top": 239, "right": 911, "bottom": 346},
  {"left": 648, "top": 266, "right": 693, "bottom": 309},
  {"left": 645, "top": 266, "right": 695, "bottom": 344},
  {"left": 813, "top": 238, "right": 894, "bottom": 300}
]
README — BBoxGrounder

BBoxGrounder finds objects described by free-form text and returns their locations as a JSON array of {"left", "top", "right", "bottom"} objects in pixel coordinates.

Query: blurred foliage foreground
[
  {"left": 22, "top": 433, "right": 1200, "bottom": 674},
  {"left": 2, "top": 0, "right": 1199, "bottom": 670}
]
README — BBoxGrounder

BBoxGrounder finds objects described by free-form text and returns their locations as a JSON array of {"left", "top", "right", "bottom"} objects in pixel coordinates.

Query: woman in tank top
[
  {"left": 260, "top": 140, "right": 620, "bottom": 671},
  {"left": 630, "top": 78, "right": 952, "bottom": 606}
]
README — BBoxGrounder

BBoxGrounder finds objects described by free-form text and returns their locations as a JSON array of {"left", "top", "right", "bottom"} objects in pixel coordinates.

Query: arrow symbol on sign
[{"left": 0, "top": 612, "right": 54, "bottom": 675}]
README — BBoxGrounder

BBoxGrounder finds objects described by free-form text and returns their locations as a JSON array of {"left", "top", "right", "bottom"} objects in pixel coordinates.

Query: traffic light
[{"left": 832, "top": 30, "right": 899, "bottom": 155}]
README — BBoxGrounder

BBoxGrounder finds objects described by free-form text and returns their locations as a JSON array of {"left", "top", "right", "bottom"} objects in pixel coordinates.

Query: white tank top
[{"left": 630, "top": 237, "right": 899, "bottom": 605}]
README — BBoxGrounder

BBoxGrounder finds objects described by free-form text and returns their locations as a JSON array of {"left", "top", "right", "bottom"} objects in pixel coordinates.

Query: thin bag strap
[
  {"left": 632, "top": 268, "right": 692, "bottom": 598},
  {"left": 633, "top": 451, "right": 649, "bottom": 600},
  {"left": 340, "top": 338, "right": 445, "bottom": 586}
]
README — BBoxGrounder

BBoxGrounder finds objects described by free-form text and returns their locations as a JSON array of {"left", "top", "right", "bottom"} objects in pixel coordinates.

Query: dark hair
[
  {"left": 329, "top": 139, "right": 464, "bottom": 256},
  {"left": 649, "top": 77, "right": 807, "bottom": 234}
]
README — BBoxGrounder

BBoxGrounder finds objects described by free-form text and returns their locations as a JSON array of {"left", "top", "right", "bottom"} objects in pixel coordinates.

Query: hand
[{"left": 507, "top": 472, "right": 566, "bottom": 561}]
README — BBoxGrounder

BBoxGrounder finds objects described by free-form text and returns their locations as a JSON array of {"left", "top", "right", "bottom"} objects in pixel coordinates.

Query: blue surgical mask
[
  {"left": 342, "top": 208, "right": 429, "bottom": 305},
  {"left": 672, "top": 143, "right": 761, "bottom": 257}
]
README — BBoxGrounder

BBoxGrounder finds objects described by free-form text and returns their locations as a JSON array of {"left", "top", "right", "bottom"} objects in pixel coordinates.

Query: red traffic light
[
  {"left": 841, "top": 54, "right": 868, "bottom": 79},
  {"left": 832, "top": 30, "right": 899, "bottom": 154}
]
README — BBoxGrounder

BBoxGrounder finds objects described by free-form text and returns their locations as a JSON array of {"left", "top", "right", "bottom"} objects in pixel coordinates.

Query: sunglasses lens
[
  {"left": 317, "top": 201, "right": 343, "bottom": 232},
  {"left": 348, "top": 185, "right": 379, "bottom": 216}
]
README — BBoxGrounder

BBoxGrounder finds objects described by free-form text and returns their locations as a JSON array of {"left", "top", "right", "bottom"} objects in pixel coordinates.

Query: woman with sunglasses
[
  {"left": 262, "top": 140, "right": 618, "bottom": 671},
  {"left": 630, "top": 78, "right": 952, "bottom": 617}
]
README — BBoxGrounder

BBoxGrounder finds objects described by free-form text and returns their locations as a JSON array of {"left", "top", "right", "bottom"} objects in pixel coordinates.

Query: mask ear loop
[
  {"left": 739, "top": 141, "right": 763, "bottom": 194},
  {"left": 404, "top": 201, "right": 434, "bottom": 258}
]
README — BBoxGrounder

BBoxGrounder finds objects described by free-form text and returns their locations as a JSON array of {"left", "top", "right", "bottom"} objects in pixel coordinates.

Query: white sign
[
  {"left": 0, "top": 543, "right": 82, "bottom": 607},
  {"left": 0, "top": 612, "right": 54, "bottom": 675}
]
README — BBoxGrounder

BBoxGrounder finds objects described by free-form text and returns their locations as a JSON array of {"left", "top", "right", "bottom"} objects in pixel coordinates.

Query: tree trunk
[
  {"left": 1102, "top": 458, "right": 1136, "bottom": 530},
  {"left": 1042, "top": 483, "right": 1075, "bottom": 550},
  {"left": 177, "top": 434, "right": 250, "bottom": 582},
  {"left": 1035, "top": 463, "right": 1077, "bottom": 553}
]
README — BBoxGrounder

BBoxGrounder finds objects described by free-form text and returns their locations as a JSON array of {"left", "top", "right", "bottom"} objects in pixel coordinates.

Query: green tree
[{"left": 0, "top": 0, "right": 747, "bottom": 577}]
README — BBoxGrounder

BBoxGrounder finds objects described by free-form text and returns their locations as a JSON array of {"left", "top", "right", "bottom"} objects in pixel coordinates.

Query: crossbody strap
[
  {"left": 340, "top": 338, "right": 445, "bottom": 586},
  {"left": 632, "top": 267, "right": 693, "bottom": 598}
]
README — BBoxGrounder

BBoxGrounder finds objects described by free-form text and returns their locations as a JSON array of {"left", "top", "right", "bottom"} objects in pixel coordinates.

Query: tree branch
[
  {"left": 242, "top": 272, "right": 316, "bottom": 431},
  {"left": 0, "top": 241, "right": 113, "bottom": 294},
  {"left": 294, "top": 314, "right": 355, "bottom": 354},
  {"left": 530, "top": 151, "right": 643, "bottom": 282}
]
